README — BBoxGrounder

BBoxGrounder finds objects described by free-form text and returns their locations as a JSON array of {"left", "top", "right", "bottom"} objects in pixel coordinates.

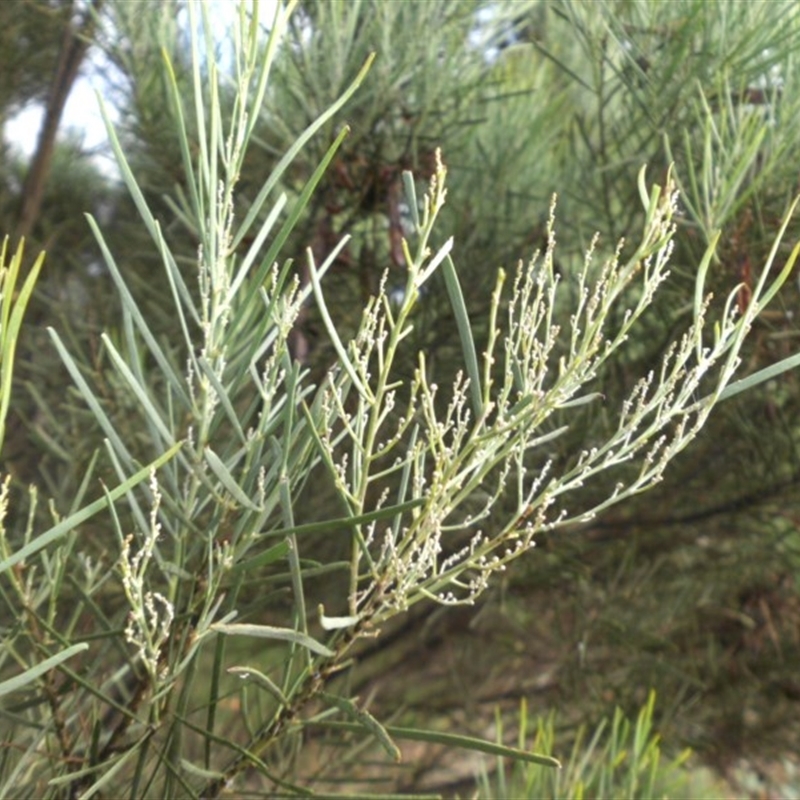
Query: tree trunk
[{"left": 14, "top": 0, "right": 104, "bottom": 252}]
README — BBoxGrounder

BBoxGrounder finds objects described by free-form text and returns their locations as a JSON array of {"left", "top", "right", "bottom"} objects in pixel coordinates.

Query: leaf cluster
[{"left": 1, "top": 2, "right": 800, "bottom": 798}]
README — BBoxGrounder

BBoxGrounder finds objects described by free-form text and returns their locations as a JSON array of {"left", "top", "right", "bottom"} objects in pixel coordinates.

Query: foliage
[
  {"left": 0, "top": 238, "right": 44, "bottom": 455},
  {"left": 476, "top": 692, "right": 725, "bottom": 800},
  {"left": 0, "top": 0, "right": 74, "bottom": 117},
  {"left": 2, "top": 1, "right": 800, "bottom": 798}
]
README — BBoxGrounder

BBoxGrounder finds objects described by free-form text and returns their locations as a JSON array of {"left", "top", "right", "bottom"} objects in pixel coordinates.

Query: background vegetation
[{"left": 2, "top": 0, "right": 800, "bottom": 797}]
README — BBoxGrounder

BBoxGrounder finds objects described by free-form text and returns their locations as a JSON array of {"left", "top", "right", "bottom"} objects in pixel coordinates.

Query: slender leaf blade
[{"left": 210, "top": 622, "right": 334, "bottom": 657}]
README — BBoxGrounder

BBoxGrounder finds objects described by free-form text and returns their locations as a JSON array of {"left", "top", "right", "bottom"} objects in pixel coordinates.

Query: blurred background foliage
[{"left": 2, "top": 0, "right": 800, "bottom": 794}]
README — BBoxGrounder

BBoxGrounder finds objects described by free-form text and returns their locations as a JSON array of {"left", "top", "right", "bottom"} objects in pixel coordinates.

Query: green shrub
[
  {"left": 1, "top": 2, "right": 798, "bottom": 798},
  {"left": 477, "top": 692, "right": 728, "bottom": 800}
]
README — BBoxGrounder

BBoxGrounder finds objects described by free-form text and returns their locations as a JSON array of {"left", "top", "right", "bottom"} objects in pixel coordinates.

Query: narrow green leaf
[
  {"left": 258, "top": 497, "right": 424, "bottom": 538},
  {"left": 637, "top": 164, "right": 650, "bottom": 210},
  {"left": 693, "top": 234, "right": 720, "bottom": 336},
  {"left": 308, "top": 239, "right": 370, "bottom": 400},
  {"left": 242, "top": 0, "right": 290, "bottom": 146},
  {"left": 197, "top": 357, "right": 246, "bottom": 445},
  {"left": 384, "top": 723, "right": 561, "bottom": 768},
  {"left": 103, "top": 441, "right": 150, "bottom": 545},
  {"left": 442, "top": 254, "right": 483, "bottom": 418},
  {"left": 179, "top": 759, "right": 225, "bottom": 781},
  {"left": 402, "top": 170, "right": 420, "bottom": 230},
  {"left": 0, "top": 441, "right": 182, "bottom": 575},
  {"left": 0, "top": 644, "right": 88, "bottom": 697},
  {"left": 177, "top": 711, "right": 312, "bottom": 795},
  {"left": 229, "top": 193, "right": 287, "bottom": 301},
  {"left": 314, "top": 720, "right": 561, "bottom": 768},
  {"left": 750, "top": 210, "right": 800, "bottom": 309},
  {"left": 232, "top": 52, "right": 376, "bottom": 250},
  {"left": 714, "top": 204, "right": 800, "bottom": 399},
  {"left": 532, "top": 39, "right": 593, "bottom": 91},
  {"left": 418, "top": 234, "right": 453, "bottom": 285},
  {"left": 156, "top": 221, "right": 201, "bottom": 327},
  {"left": 558, "top": 393, "right": 603, "bottom": 409},
  {"left": 48, "top": 327, "right": 134, "bottom": 464},
  {"left": 0, "top": 235, "right": 11, "bottom": 341},
  {"left": 237, "top": 124, "right": 350, "bottom": 323},
  {"left": 228, "top": 540, "right": 290, "bottom": 575},
  {"left": 228, "top": 666, "right": 288, "bottom": 704},
  {"left": 526, "top": 425, "right": 570, "bottom": 449},
  {"left": 204, "top": 447, "right": 261, "bottom": 511},
  {"left": 719, "top": 349, "right": 800, "bottom": 402},
  {"left": 0, "top": 241, "right": 45, "bottom": 454},
  {"left": 210, "top": 622, "right": 334, "bottom": 657},
  {"left": 97, "top": 96, "right": 164, "bottom": 249},
  {"left": 67, "top": 737, "right": 147, "bottom": 800},
  {"left": 277, "top": 364, "right": 312, "bottom": 660},
  {"left": 320, "top": 692, "right": 401, "bottom": 762},
  {"left": 161, "top": 44, "right": 202, "bottom": 230},
  {"left": 101, "top": 333, "right": 176, "bottom": 448}
]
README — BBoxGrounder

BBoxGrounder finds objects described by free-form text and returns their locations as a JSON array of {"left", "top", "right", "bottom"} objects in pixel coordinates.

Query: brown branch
[{"left": 14, "top": 0, "right": 104, "bottom": 251}]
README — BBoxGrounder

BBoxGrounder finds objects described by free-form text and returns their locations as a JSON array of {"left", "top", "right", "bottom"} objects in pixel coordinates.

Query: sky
[
  {"left": 4, "top": 0, "right": 250, "bottom": 177},
  {"left": 6, "top": 69, "right": 114, "bottom": 164}
]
